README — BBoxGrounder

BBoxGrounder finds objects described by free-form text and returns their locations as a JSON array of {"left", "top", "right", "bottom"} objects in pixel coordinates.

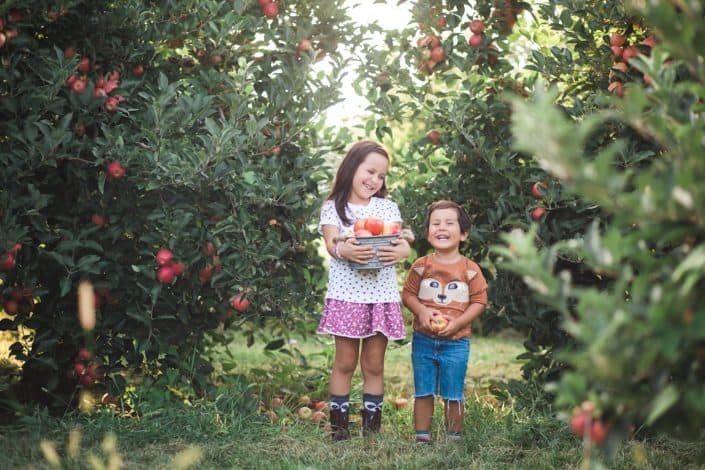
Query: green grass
[{"left": 1, "top": 331, "right": 704, "bottom": 469}]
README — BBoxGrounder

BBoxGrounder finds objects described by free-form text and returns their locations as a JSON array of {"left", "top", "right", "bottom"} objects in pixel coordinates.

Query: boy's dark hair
[
  {"left": 328, "top": 140, "right": 389, "bottom": 226},
  {"left": 425, "top": 200, "right": 472, "bottom": 235}
]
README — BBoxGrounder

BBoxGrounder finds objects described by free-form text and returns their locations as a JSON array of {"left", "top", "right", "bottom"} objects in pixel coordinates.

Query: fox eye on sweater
[
  {"left": 448, "top": 282, "right": 459, "bottom": 290},
  {"left": 429, "top": 280, "right": 439, "bottom": 288}
]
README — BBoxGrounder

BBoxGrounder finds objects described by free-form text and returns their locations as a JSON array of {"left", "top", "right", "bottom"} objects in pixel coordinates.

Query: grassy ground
[{"left": 1, "top": 331, "right": 704, "bottom": 469}]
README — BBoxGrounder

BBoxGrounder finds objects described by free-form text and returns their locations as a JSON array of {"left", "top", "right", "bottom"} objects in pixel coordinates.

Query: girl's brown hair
[
  {"left": 425, "top": 200, "right": 472, "bottom": 235},
  {"left": 328, "top": 140, "right": 389, "bottom": 225}
]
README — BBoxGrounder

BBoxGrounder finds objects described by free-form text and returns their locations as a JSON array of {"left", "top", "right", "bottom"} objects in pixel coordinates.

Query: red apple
[
  {"left": 590, "top": 420, "right": 607, "bottom": 444},
  {"left": 531, "top": 207, "right": 546, "bottom": 220},
  {"left": 531, "top": 181, "right": 547, "bottom": 199},
  {"left": 641, "top": 36, "right": 656, "bottom": 48},
  {"left": 257, "top": 0, "right": 271, "bottom": 5},
  {"left": 426, "top": 129, "right": 441, "bottom": 145},
  {"left": 231, "top": 293, "right": 250, "bottom": 312},
  {"left": 77, "top": 57, "right": 91, "bottom": 73},
  {"left": 430, "top": 46, "right": 445, "bottom": 63},
  {"left": 202, "top": 242, "right": 216, "bottom": 257},
  {"left": 609, "top": 32, "right": 625, "bottom": 47},
  {"left": 71, "top": 78, "right": 87, "bottom": 95},
  {"left": 622, "top": 46, "right": 640, "bottom": 62},
  {"left": 74, "top": 362, "right": 86, "bottom": 376},
  {"left": 262, "top": 2, "right": 279, "bottom": 17},
  {"left": 354, "top": 218, "right": 368, "bottom": 232},
  {"left": 107, "top": 160, "right": 125, "bottom": 179},
  {"left": 608, "top": 81, "right": 623, "bottom": 97},
  {"left": 570, "top": 412, "right": 587, "bottom": 436},
  {"left": 612, "top": 62, "right": 628, "bottom": 72},
  {"left": 103, "top": 80, "right": 119, "bottom": 94},
  {"left": 382, "top": 222, "right": 401, "bottom": 235},
  {"left": 265, "top": 410, "right": 278, "bottom": 423},
  {"left": 155, "top": 249, "right": 173, "bottom": 266},
  {"left": 610, "top": 46, "right": 623, "bottom": 57},
  {"left": 311, "top": 410, "right": 326, "bottom": 424},
  {"left": 0, "top": 253, "right": 16, "bottom": 271},
  {"left": 469, "top": 20, "right": 485, "bottom": 34},
  {"left": 366, "top": 217, "right": 384, "bottom": 236},
  {"left": 0, "top": 33, "right": 6, "bottom": 49},
  {"left": 104, "top": 96, "right": 119, "bottom": 113},
  {"left": 64, "top": 46, "right": 76, "bottom": 58},
  {"left": 80, "top": 374, "right": 93, "bottom": 387},
  {"left": 91, "top": 214, "right": 106, "bottom": 226},
  {"left": 271, "top": 397, "right": 284, "bottom": 407},
  {"left": 354, "top": 229, "right": 373, "bottom": 237},
  {"left": 170, "top": 261, "right": 185, "bottom": 276},
  {"left": 94, "top": 87, "right": 108, "bottom": 98},
  {"left": 468, "top": 33, "right": 483, "bottom": 48},
  {"left": 77, "top": 348, "right": 93, "bottom": 361},
  {"left": 314, "top": 401, "right": 328, "bottom": 412},
  {"left": 157, "top": 266, "right": 175, "bottom": 284},
  {"left": 132, "top": 64, "right": 144, "bottom": 77},
  {"left": 65, "top": 74, "right": 78, "bottom": 87},
  {"left": 296, "top": 39, "right": 312, "bottom": 55},
  {"left": 2, "top": 300, "right": 18, "bottom": 315},
  {"left": 436, "top": 16, "right": 447, "bottom": 29},
  {"left": 199, "top": 265, "right": 215, "bottom": 284}
]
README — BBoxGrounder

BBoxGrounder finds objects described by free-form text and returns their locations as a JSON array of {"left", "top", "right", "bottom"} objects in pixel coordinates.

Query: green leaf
[{"left": 646, "top": 385, "right": 679, "bottom": 425}]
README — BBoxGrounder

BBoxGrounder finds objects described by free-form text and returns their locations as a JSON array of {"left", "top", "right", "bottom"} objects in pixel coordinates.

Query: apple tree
[
  {"left": 501, "top": 0, "right": 705, "bottom": 447},
  {"left": 0, "top": 0, "right": 361, "bottom": 412}
]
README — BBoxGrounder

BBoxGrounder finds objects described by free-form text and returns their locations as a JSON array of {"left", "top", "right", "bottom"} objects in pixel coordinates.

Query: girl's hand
[
  {"left": 339, "top": 237, "right": 375, "bottom": 264},
  {"left": 377, "top": 237, "right": 411, "bottom": 265}
]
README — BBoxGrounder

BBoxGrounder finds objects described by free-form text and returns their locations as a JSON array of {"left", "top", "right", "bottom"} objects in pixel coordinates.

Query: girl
[{"left": 317, "top": 140, "right": 411, "bottom": 441}]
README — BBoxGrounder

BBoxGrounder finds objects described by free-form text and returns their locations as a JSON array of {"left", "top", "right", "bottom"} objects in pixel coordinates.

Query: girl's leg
[
  {"left": 360, "top": 333, "right": 388, "bottom": 435},
  {"left": 330, "top": 336, "right": 360, "bottom": 395},
  {"left": 329, "top": 336, "right": 360, "bottom": 441},
  {"left": 414, "top": 396, "right": 435, "bottom": 443},
  {"left": 360, "top": 333, "right": 387, "bottom": 394}
]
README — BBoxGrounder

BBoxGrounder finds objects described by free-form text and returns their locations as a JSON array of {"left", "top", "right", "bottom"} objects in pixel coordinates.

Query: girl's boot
[
  {"left": 329, "top": 408, "right": 350, "bottom": 441},
  {"left": 361, "top": 408, "right": 381, "bottom": 436}
]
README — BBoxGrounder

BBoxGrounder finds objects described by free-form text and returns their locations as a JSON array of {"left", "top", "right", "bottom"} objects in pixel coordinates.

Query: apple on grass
[
  {"left": 298, "top": 406, "right": 313, "bottom": 420},
  {"left": 392, "top": 397, "right": 409, "bottom": 409}
]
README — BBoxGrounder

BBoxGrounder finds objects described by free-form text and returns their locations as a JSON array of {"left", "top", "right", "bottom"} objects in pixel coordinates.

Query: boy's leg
[
  {"left": 444, "top": 399, "right": 464, "bottom": 441},
  {"left": 439, "top": 337, "right": 470, "bottom": 441},
  {"left": 412, "top": 332, "right": 438, "bottom": 443},
  {"left": 360, "top": 333, "right": 388, "bottom": 435},
  {"left": 414, "top": 395, "right": 435, "bottom": 443},
  {"left": 329, "top": 336, "right": 360, "bottom": 441}
]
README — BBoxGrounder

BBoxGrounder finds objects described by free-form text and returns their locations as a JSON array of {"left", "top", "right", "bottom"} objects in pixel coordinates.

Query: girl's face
[
  {"left": 427, "top": 208, "right": 468, "bottom": 252},
  {"left": 349, "top": 152, "right": 388, "bottom": 205}
]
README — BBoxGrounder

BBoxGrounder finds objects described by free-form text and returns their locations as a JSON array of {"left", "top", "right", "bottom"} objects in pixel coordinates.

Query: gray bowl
[{"left": 347, "top": 234, "right": 400, "bottom": 270}]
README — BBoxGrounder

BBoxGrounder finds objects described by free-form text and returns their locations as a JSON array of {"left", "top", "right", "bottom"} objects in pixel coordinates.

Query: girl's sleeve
[{"left": 318, "top": 200, "right": 339, "bottom": 234}]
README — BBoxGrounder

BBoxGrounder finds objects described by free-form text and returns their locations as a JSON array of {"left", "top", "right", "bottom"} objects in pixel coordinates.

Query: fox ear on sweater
[
  {"left": 467, "top": 270, "right": 477, "bottom": 280},
  {"left": 414, "top": 266, "right": 425, "bottom": 276}
]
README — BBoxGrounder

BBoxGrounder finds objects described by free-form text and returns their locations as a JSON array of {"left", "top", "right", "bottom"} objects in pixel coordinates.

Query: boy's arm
[{"left": 402, "top": 291, "right": 438, "bottom": 330}]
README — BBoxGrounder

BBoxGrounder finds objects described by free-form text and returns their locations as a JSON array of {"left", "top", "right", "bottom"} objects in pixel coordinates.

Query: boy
[{"left": 402, "top": 200, "right": 488, "bottom": 444}]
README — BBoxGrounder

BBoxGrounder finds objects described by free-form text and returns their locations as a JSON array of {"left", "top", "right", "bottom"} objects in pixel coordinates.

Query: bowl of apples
[{"left": 344, "top": 218, "right": 403, "bottom": 270}]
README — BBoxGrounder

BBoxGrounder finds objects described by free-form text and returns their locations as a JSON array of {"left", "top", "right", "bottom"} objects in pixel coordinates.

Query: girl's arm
[
  {"left": 323, "top": 224, "right": 374, "bottom": 263},
  {"left": 321, "top": 225, "right": 340, "bottom": 259}
]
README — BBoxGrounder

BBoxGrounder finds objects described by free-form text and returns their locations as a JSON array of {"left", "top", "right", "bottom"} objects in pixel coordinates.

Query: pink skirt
[{"left": 317, "top": 299, "right": 406, "bottom": 340}]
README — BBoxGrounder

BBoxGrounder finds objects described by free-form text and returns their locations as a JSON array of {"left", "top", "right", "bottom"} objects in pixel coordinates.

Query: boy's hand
[
  {"left": 434, "top": 316, "right": 461, "bottom": 337},
  {"left": 419, "top": 308, "right": 439, "bottom": 331}
]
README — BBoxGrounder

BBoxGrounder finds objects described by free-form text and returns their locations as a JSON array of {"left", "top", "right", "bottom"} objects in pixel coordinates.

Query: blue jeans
[{"left": 411, "top": 331, "right": 470, "bottom": 401}]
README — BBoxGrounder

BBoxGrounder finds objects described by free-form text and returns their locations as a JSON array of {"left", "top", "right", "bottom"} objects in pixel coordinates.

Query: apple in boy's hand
[
  {"left": 382, "top": 222, "right": 401, "bottom": 235},
  {"left": 430, "top": 316, "right": 448, "bottom": 333}
]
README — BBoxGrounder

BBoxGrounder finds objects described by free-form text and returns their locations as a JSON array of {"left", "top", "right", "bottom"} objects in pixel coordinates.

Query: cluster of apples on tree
[
  {"left": 72, "top": 348, "right": 102, "bottom": 388},
  {"left": 0, "top": 282, "right": 32, "bottom": 317},
  {"left": 0, "top": 10, "right": 21, "bottom": 48},
  {"left": 530, "top": 181, "right": 548, "bottom": 221},
  {"left": 607, "top": 29, "right": 658, "bottom": 97}
]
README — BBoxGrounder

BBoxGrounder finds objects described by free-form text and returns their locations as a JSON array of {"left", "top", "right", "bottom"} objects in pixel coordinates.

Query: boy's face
[{"left": 426, "top": 208, "right": 468, "bottom": 252}]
